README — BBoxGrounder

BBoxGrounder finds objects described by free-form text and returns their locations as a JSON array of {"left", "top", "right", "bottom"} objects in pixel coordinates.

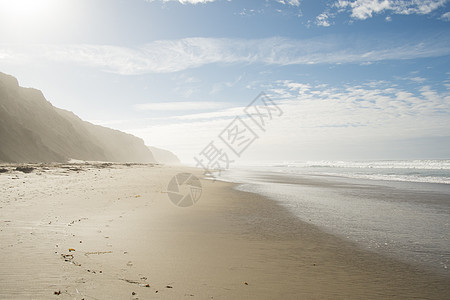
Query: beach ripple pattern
[{"left": 167, "top": 173, "right": 202, "bottom": 207}]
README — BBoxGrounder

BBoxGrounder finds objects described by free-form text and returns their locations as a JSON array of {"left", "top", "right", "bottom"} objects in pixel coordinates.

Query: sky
[{"left": 1, "top": 0, "right": 449, "bottom": 164}]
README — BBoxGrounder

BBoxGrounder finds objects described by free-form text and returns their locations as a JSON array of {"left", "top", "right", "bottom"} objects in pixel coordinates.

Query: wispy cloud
[
  {"left": 146, "top": 0, "right": 216, "bottom": 4},
  {"left": 1, "top": 36, "right": 449, "bottom": 74},
  {"left": 276, "top": 0, "right": 301, "bottom": 6},
  {"left": 333, "top": 0, "right": 448, "bottom": 20},
  {"left": 123, "top": 80, "right": 450, "bottom": 162},
  {"left": 148, "top": 0, "right": 301, "bottom": 7},
  {"left": 441, "top": 11, "right": 450, "bottom": 20},
  {"left": 170, "top": 106, "right": 244, "bottom": 120},
  {"left": 134, "top": 101, "right": 228, "bottom": 111},
  {"left": 406, "top": 76, "right": 427, "bottom": 83},
  {"left": 210, "top": 74, "right": 243, "bottom": 94}
]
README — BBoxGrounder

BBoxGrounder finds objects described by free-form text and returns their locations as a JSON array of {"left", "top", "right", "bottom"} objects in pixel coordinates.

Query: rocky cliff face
[
  {"left": 0, "top": 72, "right": 155, "bottom": 163},
  {"left": 147, "top": 146, "right": 180, "bottom": 165}
]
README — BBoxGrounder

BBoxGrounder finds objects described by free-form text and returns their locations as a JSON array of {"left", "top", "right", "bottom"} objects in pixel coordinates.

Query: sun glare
[
  {"left": 1, "top": 0, "right": 54, "bottom": 19},
  {"left": 0, "top": 0, "right": 66, "bottom": 41}
]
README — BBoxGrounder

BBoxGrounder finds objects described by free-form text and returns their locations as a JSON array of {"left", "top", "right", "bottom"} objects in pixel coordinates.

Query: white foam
[
  {"left": 271, "top": 159, "right": 450, "bottom": 170},
  {"left": 319, "top": 172, "right": 450, "bottom": 185}
]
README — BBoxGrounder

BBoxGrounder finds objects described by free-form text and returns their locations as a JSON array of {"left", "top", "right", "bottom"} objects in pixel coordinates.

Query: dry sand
[{"left": 0, "top": 163, "right": 449, "bottom": 299}]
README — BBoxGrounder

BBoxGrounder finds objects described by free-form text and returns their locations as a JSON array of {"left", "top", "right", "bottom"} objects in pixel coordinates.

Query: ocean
[{"left": 216, "top": 160, "right": 450, "bottom": 275}]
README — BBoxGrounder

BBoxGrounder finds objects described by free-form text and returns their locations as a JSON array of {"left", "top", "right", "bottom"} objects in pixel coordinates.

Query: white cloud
[
  {"left": 408, "top": 76, "right": 427, "bottom": 83},
  {"left": 237, "top": 8, "right": 256, "bottom": 16},
  {"left": 270, "top": 81, "right": 450, "bottom": 130},
  {"left": 1, "top": 36, "right": 449, "bottom": 74},
  {"left": 441, "top": 11, "right": 450, "bottom": 20},
  {"left": 123, "top": 80, "right": 450, "bottom": 162},
  {"left": 147, "top": 0, "right": 216, "bottom": 4},
  {"left": 149, "top": 0, "right": 302, "bottom": 11},
  {"left": 276, "top": 0, "right": 301, "bottom": 6},
  {"left": 316, "top": 13, "right": 331, "bottom": 26},
  {"left": 171, "top": 106, "right": 244, "bottom": 120},
  {"left": 0, "top": 52, "right": 11, "bottom": 60},
  {"left": 334, "top": 0, "right": 447, "bottom": 20},
  {"left": 134, "top": 101, "right": 228, "bottom": 111},
  {"left": 335, "top": 0, "right": 391, "bottom": 19},
  {"left": 210, "top": 74, "right": 243, "bottom": 94}
]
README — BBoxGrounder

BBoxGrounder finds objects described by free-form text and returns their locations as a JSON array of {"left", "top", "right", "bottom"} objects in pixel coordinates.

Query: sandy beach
[{"left": 0, "top": 163, "right": 449, "bottom": 299}]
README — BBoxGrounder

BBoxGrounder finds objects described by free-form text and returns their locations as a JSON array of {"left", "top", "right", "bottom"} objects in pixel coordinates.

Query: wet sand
[{"left": 0, "top": 163, "right": 449, "bottom": 299}]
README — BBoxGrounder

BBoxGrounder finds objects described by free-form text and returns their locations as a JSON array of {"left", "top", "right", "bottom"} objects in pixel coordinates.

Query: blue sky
[{"left": 1, "top": 0, "right": 449, "bottom": 163}]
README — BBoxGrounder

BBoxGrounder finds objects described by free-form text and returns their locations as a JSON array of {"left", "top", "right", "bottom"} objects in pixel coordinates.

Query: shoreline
[
  {"left": 0, "top": 164, "right": 449, "bottom": 299},
  {"left": 220, "top": 180, "right": 450, "bottom": 298},
  {"left": 219, "top": 167, "right": 450, "bottom": 276}
]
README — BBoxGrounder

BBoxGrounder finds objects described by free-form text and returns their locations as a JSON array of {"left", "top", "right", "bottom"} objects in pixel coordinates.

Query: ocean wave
[
  {"left": 268, "top": 160, "right": 450, "bottom": 170},
  {"left": 319, "top": 172, "right": 450, "bottom": 185}
]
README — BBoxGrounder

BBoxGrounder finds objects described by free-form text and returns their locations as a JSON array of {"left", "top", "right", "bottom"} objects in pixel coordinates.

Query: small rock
[
  {"left": 166, "top": 285, "right": 173, "bottom": 288},
  {"left": 54, "top": 290, "right": 61, "bottom": 295},
  {"left": 132, "top": 291, "right": 136, "bottom": 295},
  {"left": 16, "top": 166, "right": 34, "bottom": 173}
]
